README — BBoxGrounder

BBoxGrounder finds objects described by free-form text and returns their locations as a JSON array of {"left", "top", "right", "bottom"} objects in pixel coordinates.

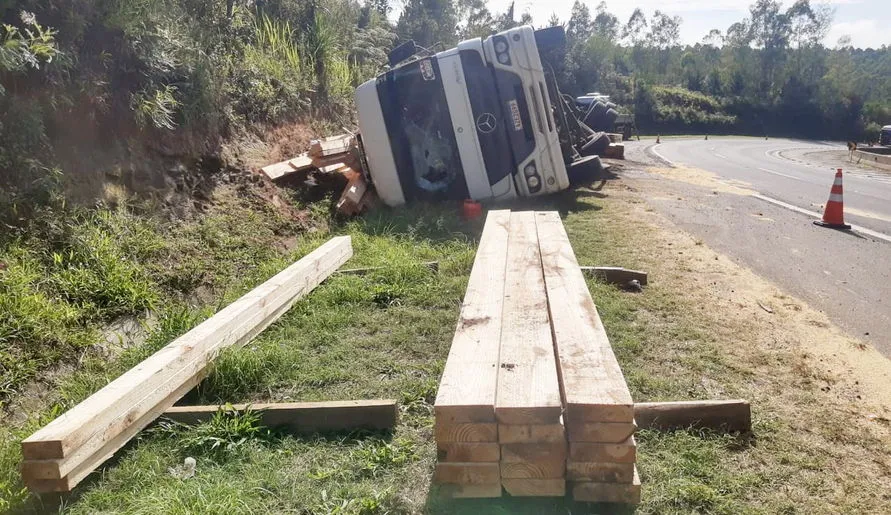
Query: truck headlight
[
  {"left": 524, "top": 163, "right": 537, "bottom": 177},
  {"left": 497, "top": 53, "right": 510, "bottom": 65},
  {"left": 495, "top": 40, "right": 508, "bottom": 53},
  {"left": 527, "top": 175, "right": 540, "bottom": 189}
]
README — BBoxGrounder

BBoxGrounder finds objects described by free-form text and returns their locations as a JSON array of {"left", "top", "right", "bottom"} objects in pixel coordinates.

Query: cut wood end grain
[{"left": 502, "top": 478, "right": 566, "bottom": 497}]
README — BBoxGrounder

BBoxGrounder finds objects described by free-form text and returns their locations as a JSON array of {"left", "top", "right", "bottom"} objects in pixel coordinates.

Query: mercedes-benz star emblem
[{"left": 476, "top": 112, "right": 497, "bottom": 134}]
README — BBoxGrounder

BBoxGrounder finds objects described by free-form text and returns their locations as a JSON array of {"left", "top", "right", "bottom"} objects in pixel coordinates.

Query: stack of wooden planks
[
  {"left": 433, "top": 210, "right": 638, "bottom": 503},
  {"left": 536, "top": 211, "right": 639, "bottom": 503},
  {"left": 20, "top": 237, "right": 353, "bottom": 493},
  {"left": 260, "top": 133, "right": 374, "bottom": 217}
]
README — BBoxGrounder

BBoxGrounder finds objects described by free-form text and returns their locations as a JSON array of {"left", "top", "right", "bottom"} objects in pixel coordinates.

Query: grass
[{"left": 1, "top": 185, "right": 889, "bottom": 513}]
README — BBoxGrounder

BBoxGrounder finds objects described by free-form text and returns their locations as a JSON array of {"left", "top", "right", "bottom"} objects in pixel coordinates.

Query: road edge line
[
  {"left": 753, "top": 193, "right": 891, "bottom": 244},
  {"left": 649, "top": 144, "right": 675, "bottom": 167}
]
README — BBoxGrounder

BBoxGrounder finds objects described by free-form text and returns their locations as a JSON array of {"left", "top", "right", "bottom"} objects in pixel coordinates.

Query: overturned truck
[{"left": 355, "top": 25, "right": 618, "bottom": 207}]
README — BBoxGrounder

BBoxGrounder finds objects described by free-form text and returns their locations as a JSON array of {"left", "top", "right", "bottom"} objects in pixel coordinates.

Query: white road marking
[
  {"left": 757, "top": 167, "right": 801, "bottom": 180},
  {"left": 713, "top": 152, "right": 728, "bottom": 159},
  {"left": 650, "top": 144, "right": 675, "bottom": 166},
  {"left": 753, "top": 193, "right": 891, "bottom": 244}
]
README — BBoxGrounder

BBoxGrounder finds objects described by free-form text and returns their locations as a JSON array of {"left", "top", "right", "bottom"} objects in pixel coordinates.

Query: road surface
[{"left": 624, "top": 137, "right": 891, "bottom": 357}]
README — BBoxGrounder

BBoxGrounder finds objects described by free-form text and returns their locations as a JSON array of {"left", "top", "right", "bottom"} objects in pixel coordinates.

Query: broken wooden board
[
  {"left": 436, "top": 443, "right": 500, "bottom": 462},
  {"left": 20, "top": 237, "right": 353, "bottom": 489},
  {"left": 160, "top": 400, "right": 396, "bottom": 433},
  {"left": 565, "top": 421, "right": 637, "bottom": 443},
  {"left": 579, "top": 266, "right": 648, "bottom": 286},
  {"left": 634, "top": 400, "right": 751, "bottom": 433},
  {"left": 495, "top": 211, "right": 562, "bottom": 425},
  {"left": 571, "top": 467, "right": 641, "bottom": 504},
  {"left": 336, "top": 172, "right": 368, "bottom": 216},
  {"left": 261, "top": 153, "right": 314, "bottom": 180},
  {"left": 603, "top": 143, "right": 625, "bottom": 159},
  {"left": 502, "top": 478, "right": 566, "bottom": 497},
  {"left": 497, "top": 424, "right": 566, "bottom": 444},
  {"left": 433, "top": 462, "right": 500, "bottom": 485},
  {"left": 434, "top": 423, "right": 498, "bottom": 443},
  {"left": 434, "top": 210, "right": 511, "bottom": 426},
  {"left": 566, "top": 461, "right": 634, "bottom": 483},
  {"left": 535, "top": 212, "right": 634, "bottom": 425},
  {"left": 310, "top": 134, "right": 354, "bottom": 157},
  {"left": 568, "top": 437, "right": 636, "bottom": 463}
]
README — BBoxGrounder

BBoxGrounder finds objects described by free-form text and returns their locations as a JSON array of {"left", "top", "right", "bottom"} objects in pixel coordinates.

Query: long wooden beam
[
  {"left": 161, "top": 400, "right": 397, "bottom": 432},
  {"left": 21, "top": 237, "right": 352, "bottom": 489},
  {"left": 434, "top": 210, "right": 510, "bottom": 427},
  {"left": 495, "top": 211, "right": 562, "bottom": 425},
  {"left": 634, "top": 400, "right": 751, "bottom": 432},
  {"left": 535, "top": 212, "right": 634, "bottom": 425}
]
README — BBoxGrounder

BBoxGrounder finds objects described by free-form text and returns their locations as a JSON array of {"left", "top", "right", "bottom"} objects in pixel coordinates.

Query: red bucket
[{"left": 462, "top": 200, "right": 483, "bottom": 220}]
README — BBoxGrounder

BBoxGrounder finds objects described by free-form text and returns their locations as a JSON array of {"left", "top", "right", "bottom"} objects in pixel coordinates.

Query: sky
[{"left": 413, "top": 0, "right": 890, "bottom": 49}]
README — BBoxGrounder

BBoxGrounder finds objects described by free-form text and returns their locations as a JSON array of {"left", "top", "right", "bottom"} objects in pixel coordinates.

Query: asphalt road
[{"left": 625, "top": 137, "right": 891, "bottom": 357}]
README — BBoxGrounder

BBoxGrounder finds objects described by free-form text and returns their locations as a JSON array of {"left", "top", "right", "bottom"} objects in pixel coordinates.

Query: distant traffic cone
[
  {"left": 814, "top": 168, "right": 851, "bottom": 230},
  {"left": 656, "top": 134, "right": 661, "bottom": 144}
]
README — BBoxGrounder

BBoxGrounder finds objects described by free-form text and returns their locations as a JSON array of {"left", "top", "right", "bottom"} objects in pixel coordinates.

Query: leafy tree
[{"left": 396, "top": 0, "right": 458, "bottom": 49}]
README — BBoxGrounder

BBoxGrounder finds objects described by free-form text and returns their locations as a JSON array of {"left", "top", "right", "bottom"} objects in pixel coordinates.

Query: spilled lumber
[
  {"left": 495, "top": 211, "right": 562, "bottom": 426},
  {"left": 434, "top": 210, "right": 510, "bottom": 427},
  {"left": 21, "top": 237, "right": 353, "bottom": 491},
  {"left": 536, "top": 212, "right": 634, "bottom": 425},
  {"left": 579, "top": 266, "right": 648, "bottom": 286},
  {"left": 161, "top": 400, "right": 397, "bottom": 433},
  {"left": 634, "top": 400, "right": 751, "bottom": 432}
]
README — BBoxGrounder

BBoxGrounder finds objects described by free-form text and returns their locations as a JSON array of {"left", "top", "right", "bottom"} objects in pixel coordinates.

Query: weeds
[{"left": 154, "top": 406, "right": 274, "bottom": 459}]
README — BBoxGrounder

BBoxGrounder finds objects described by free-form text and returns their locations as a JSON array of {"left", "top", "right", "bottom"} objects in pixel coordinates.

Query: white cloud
[{"left": 827, "top": 19, "right": 889, "bottom": 49}]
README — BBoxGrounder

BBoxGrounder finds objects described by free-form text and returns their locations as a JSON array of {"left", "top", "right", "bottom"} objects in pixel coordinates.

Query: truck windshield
[{"left": 377, "top": 58, "right": 468, "bottom": 201}]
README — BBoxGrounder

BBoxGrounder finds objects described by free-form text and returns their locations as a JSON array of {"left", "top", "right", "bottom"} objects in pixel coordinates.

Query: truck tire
[
  {"left": 584, "top": 101, "right": 608, "bottom": 127},
  {"left": 567, "top": 155, "right": 605, "bottom": 187},
  {"left": 580, "top": 132, "right": 610, "bottom": 156}
]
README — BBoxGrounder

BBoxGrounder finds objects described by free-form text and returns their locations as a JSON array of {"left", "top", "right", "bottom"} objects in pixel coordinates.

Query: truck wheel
[
  {"left": 580, "top": 132, "right": 610, "bottom": 156},
  {"left": 567, "top": 155, "right": 605, "bottom": 187}
]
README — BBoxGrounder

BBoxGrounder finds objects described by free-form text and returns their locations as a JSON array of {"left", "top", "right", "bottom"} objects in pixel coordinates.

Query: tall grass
[{"left": 253, "top": 13, "right": 302, "bottom": 72}]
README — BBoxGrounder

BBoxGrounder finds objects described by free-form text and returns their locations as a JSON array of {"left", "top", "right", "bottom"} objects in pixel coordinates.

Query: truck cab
[{"left": 355, "top": 26, "right": 569, "bottom": 206}]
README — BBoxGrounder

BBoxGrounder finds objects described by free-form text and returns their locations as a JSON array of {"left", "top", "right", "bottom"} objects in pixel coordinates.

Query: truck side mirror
[{"left": 388, "top": 40, "right": 419, "bottom": 68}]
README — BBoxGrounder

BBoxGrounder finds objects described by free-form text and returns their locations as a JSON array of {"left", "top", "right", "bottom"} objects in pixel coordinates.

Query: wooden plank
[
  {"left": 21, "top": 237, "right": 352, "bottom": 480},
  {"left": 568, "top": 437, "right": 636, "bottom": 463},
  {"left": 434, "top": 210, "right": 511, "bottom": 425},
  {"left": 433, "top": 463, "right": 500, "bottom": 485},
  {"left": 159, "top": 400, "right": 396, "bottom": 432},
  {"left": 634, "top": 400, "right": 751, "bottom": 433},
  {"left": 500, "top": 442, "right": 567, "bottom": 464},
  {"left": 336, "top": 262, "right": 439, "bottom": 276},
  {"left": 310, "top": 134, "right": 353, "bottom": 157},
  {"left": 437, "top": 483, "right": 502, "bottom": 498},
  {"left": 495, "top": 211, "right": 562, "bottom": 425},
  {"left": 434, "top": 423, "right": 498, "bottom": 443},
  {"left": 579, "top": 266, "right": 648, "bottom": 286},
  {"left": 571, "top": 467, "right": 641, "bottom": 504},
  {"left": 566, "top": 462, "right": 634, "bottom": 483},
  {"left": 261, "top": 153, "right": 314, "bottom": 180},
  {"left": 566, "top": 421, "right": 636, "bottom": 443},
  {"left": 436, "top": 443, "right": 500, "bottom": 462},
  {"left": 497, "top": 424, "right": 565, "bottom": 444},
  {"left": 535, "top": 212, "right": 634, "bottom": 425},
  {"left": 502, "top": 478, "right": 565, "bottom": 497},
  {"left": 500, "top": 456, "right": 565, "bottom": 479}
]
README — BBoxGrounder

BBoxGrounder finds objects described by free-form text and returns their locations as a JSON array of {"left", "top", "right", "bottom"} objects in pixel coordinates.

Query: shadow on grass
[{"left": 424, "top": 484, "right": 638, "bottom": 515}]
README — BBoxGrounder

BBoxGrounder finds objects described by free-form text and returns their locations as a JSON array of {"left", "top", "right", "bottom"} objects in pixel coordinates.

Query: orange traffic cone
[
  {"left": 656, "top": 134, "right": 661, "bottom": 144},
  {"left": 814, "top": 168, "right": 851, "bottom": 230}
]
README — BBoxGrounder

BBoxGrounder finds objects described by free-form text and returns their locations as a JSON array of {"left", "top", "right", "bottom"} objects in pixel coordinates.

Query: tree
[
  {"left": 457, "top": 0, "right": 494, "bottom": 39},
  {"left": 702, "top": 29, "right": 724, "bottom": 47},
  {"left": 566, "top": 0, "right": 592, "bottom": 43},
  {"left": 622, "top": 8, "right": 647, "bottom": 46},
  {"left": 397, "top": 0, "right": 458, "bottom": 48},
  {"left": 648, "top": 10, "right": 681, "bottom": 50},
  {"left": 592, "top": 2, "right": 619, "bottom": 42}
]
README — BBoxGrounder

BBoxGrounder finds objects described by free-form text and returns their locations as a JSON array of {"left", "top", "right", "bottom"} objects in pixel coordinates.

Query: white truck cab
[{"left": 355, "top": 25, "right": 569, "bottom": 206}]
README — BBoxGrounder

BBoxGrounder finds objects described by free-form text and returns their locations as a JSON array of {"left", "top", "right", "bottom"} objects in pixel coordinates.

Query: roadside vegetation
[{"left": 3, "top": 187, "right": 889, "bottom": 513}]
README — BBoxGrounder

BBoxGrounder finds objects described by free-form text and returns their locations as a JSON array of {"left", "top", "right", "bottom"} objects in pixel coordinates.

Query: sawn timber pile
[{"left": 433, "top": 210, "right": 639, "bottom": 503}]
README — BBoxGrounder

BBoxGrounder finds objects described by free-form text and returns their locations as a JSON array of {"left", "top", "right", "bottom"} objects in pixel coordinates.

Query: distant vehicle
[{"left": 881, "top": 125, "right": 891, "bottom": 146}]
